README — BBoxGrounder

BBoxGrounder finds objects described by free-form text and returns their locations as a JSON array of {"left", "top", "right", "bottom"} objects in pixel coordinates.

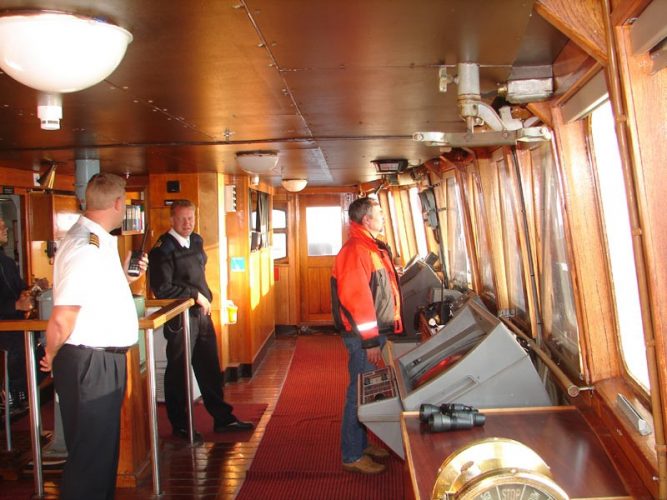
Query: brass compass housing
[{"left": 432, "top": 437, "right": 569, "bottom": 500}]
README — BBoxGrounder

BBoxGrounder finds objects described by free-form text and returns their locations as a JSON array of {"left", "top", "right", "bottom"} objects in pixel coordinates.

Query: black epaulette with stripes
[{"left": 89, "top": 233, "right": 100, "bottom": 247}]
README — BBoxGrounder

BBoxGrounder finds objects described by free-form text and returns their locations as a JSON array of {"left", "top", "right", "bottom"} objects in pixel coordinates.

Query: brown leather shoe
[
  {"left": 363, "top": 445, "right": 389, "bottom": 459},
  {"left": 342, "top": 455, "right": 386, "bottom": 474}
]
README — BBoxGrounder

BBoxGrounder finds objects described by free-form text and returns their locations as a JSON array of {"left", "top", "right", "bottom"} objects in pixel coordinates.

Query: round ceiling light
[
  {"left": 0, "top": 11, "right": 133, "bottom": 93},
  {"left": 281, "top": 178, "right": 308, "bottom": 192}
]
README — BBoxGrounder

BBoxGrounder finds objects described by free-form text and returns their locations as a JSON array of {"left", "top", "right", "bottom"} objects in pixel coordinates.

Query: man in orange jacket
[{"left": 331, "top": 197, "right": 403, "bottom": 474}]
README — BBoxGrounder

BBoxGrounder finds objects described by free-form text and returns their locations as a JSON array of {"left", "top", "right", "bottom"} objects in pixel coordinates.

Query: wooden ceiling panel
[
  {"left": 0, "top": 0, "right": 571, "bottom": 187},
  {"left": 250, "top": 0, "right": 536, "bottom": 67}
]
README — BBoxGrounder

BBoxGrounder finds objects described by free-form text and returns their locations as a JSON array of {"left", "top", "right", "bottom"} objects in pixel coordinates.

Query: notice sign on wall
[{"left": 230, "top": 257, "right": 246, "bottom": 272}]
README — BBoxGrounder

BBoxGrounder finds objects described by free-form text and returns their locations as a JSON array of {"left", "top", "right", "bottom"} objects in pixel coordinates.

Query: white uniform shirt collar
[{"left": 169, "top": 228, "right": 190, "bottom": 248}]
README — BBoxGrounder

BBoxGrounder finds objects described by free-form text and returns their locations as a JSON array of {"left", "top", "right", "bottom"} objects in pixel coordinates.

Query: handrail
[
  {"left": 0, "top": 296, "right": 194, "bottom": 498},
  {"left": 501, "top": 317, "right": 581, "bottom": 398},
  {"left": 140, "top": 298, "right": 194, "bottom": 329}
]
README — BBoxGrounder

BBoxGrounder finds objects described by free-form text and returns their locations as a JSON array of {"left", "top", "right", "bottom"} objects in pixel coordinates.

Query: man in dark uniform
[
  {"left": 0, "top": 218, "right": 35, "bottom": 411},
  {"left": 148, "top": 199, "right": 252, "bottom": 441}
]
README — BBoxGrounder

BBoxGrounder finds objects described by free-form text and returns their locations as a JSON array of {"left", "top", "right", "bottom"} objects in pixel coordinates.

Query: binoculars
[{"left": 419, "top": 403, "right": 486, "bottom": 433}]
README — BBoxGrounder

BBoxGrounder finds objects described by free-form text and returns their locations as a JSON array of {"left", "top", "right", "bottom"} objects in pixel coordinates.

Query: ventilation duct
[{"left": 75, "top": 158, "right": 100, "bottom": 209}]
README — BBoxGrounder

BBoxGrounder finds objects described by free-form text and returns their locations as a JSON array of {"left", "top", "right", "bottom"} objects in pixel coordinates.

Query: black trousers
[
  {"left": 164, "top": 311, "right": 234, "bottom": 430},
  {"left": 53, "top": 344, "right": 127, "bottom": 500}
]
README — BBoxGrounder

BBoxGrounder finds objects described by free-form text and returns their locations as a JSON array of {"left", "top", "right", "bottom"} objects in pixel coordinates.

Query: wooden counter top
[{"left": 401, "top": 406, "right": 636, "bottom": 499}]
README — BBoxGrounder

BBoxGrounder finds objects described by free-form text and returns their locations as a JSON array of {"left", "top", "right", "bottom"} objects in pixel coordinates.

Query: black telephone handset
[{"left": 128, "top": 228, "right": 149, "bottom": 277}]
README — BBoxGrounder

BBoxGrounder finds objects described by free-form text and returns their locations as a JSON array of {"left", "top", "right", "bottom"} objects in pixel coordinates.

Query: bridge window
[
  {"left": 408, "top": 187, "right": 428, "bottom": 258},
  {"left": 272, "top": 204, "right": 287, "bottom": 260},
  {"left": 590, "top": 100, "right": 649, "bottom": 392},
  {"left": 498, "top": 156, "right": 527, "bottom": 319},
  {"left": 306, "top": 206, "right": 342, "bottom": 256},
  {"left": 535, "top": 142, "right": 581, "bottom": 376},
  {"left": 470, "top": 170, "right": 496, "bottom": 302},
  {"left": 445, "top": 175, "right": 471, "bottom": 290}
]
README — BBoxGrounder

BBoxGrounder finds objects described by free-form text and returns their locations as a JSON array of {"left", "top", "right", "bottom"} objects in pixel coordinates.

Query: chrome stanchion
[
  {"left": 24, "top": 330, "right": 43, "bottom": 497},
  {"left": 2, "top": 350, "right": 11, "bottom": 451},
  {"left": 182, "top": 309, "right": 195, "bottom": 445},
  {"left": 144, "top": 327, "right": 161, "bottom": 496}
]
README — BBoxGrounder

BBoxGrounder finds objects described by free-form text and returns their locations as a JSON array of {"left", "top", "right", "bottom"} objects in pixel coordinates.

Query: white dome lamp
[
  {"left": 281, "top": 178, "right": 308, "bottom": 192},
  {"left": 0, "top": 11, "right": 133, "bottom": 93}
]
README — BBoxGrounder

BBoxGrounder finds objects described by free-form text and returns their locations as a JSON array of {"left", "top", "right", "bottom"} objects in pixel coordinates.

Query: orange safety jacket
[{"left": 331, "top": 221, "right": 403, "bottom": 348}]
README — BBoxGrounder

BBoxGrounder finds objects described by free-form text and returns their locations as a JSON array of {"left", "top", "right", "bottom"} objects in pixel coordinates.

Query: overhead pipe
[{"left": 601, "top": 0, "right": 667, "bottom": 496}]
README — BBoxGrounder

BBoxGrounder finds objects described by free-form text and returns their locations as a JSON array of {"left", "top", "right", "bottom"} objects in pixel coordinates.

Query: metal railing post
[
  {"left": 2, "top": 350, "right": 10, "bottom": 451},
  {"left": 182, "top": 309, "right": 195, "bottom": 445},
  {"left": 24, "top": 330, "right": 43, "bottom": 497},
  {"left": 144, "top": 327, "right": 161, "bottom": 496}
]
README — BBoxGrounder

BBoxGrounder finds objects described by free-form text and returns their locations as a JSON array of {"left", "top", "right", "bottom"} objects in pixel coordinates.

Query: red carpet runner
[{"left": 237, "top": 335, "right": 404, "bottom": 500}]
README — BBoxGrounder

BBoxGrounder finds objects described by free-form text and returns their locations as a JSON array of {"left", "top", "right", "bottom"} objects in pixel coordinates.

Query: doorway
[{"left": 298, "top": 194, "right": 344, "bottom": 325}]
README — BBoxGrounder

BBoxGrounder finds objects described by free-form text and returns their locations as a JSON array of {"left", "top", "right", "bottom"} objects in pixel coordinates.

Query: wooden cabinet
[{"left": 29, "top": 192, "right": 79, "bottom": 241}]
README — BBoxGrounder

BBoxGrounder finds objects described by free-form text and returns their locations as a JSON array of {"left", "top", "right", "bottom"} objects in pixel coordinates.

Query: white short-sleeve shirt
[{"left": 54, "top": 216, "right": 138, "bottom": 348}]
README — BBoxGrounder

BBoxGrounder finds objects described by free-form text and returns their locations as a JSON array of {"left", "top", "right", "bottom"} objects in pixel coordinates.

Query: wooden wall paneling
[
  {"left": 226, "top": 177, "right": 275, "bottom": 364},
  {"left": 226, "top": 176, "right": 251, "bottom": 364},
  {"left": 0, "top": 167, "right": 75, "bottom": 192},
  {"left": 117, "top": 345, "right": 149, "bottom": 486},
  {"left": 198, "top": 173, "right": 226, "bottom": 367},
  {"left": 616, "top": 25, "right": 667, "bottom": 427},
  {"left": 535, "top": 0, "right": 608, "bottom": 64},
  {"left": 217, "top": 174, "right": 230, "bottom": 365},
  {"left": 550, "top": 107, "right": 619, "bottom": 382},
  {"left": 477, "top": 155, "right": 510, "bottom": 311}
]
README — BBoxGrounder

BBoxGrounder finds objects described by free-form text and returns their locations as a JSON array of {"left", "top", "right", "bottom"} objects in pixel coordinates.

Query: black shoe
[
  {"left": 172, "top": 428, "right": 203, "bottom": 444},
  {"left": 214, "top": 419, "right": 254, "bottom": 433}
]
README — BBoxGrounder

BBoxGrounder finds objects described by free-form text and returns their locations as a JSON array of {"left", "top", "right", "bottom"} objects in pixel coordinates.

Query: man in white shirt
[{"left": 40, "top": 173, "right": 148, "bottom": 500}]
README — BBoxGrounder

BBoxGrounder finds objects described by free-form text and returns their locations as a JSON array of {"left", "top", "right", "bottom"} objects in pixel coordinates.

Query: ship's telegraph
[
  {"left": 431, "top": 437, "right": 569, "bottom": 500},
  {"left": 419, "top": 403, "right": 486, "bottom": 433}
]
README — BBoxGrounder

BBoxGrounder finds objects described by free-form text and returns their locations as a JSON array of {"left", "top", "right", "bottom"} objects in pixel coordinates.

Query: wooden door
[{"left": 298, "top": 194, "right": 345, "bottom": 325}]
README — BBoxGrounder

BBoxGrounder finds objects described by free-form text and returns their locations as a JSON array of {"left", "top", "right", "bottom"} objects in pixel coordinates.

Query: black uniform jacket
[
  {"left": 0, "top": 247, "right": 26, "bottom": 320},
  {"left": 148, "top": 232, "right": 213, "bottom": 303}
]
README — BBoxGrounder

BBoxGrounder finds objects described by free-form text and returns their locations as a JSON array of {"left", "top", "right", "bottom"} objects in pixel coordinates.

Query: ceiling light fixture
[
  {"left": 281, "top": 178, "right": 308, "bottom": 192},
  {"left": 0, "top": 11, "right": 133, "bottom": 93},
  {"left": 236, "top": 150, "right": 279, "bottom": 175}
]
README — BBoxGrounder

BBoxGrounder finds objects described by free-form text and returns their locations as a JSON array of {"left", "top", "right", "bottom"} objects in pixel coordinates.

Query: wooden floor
[{"left": 2, "top": 335, "right": 298, "bottom": 499}]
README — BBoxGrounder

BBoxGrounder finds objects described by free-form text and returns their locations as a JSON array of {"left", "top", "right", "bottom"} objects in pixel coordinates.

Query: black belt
[{"left": 74, "top": 344, "right": 129, "bottom": 354}]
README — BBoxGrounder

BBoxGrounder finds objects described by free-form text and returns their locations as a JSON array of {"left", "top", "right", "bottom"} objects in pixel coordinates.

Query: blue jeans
[{"left": 341, "top": 334, "right": 386, "bottom": 464}]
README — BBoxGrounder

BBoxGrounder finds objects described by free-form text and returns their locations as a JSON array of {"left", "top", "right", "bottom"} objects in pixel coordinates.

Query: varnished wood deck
[{"left": 1, "top": 335, "right": 297, "bottom": 499}]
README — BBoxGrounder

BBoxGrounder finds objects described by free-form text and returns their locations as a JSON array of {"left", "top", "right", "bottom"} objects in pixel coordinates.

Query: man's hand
[
  {"left": 366, "top": 346, "right": 383, "bottom": 366},
  {"left": 196, "top": 292, "right": 211, "bottom": 315},
  {"left": 15, "top": 290, "right": 33, "bottom": 312},
  {"left": 40, "top": 349, "right": 55, "bottom": 373}
]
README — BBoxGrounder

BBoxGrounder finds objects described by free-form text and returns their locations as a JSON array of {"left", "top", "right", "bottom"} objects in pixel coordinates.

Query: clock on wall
[{"left": 431, "top": 437, "right": 569, "bottom": 500}]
